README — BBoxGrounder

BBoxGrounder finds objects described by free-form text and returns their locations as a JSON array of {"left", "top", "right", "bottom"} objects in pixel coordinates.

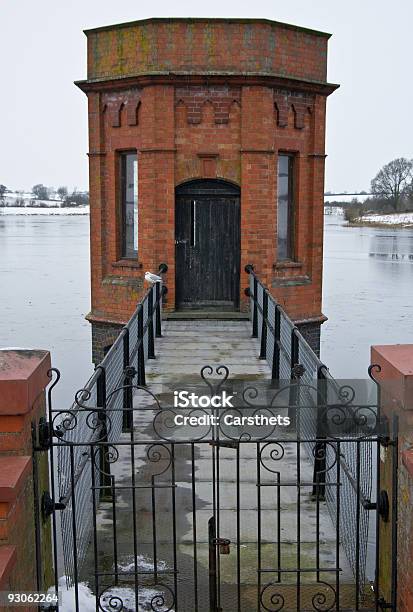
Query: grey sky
[{"left": 1, "top": 0, "right": 411, "bottom": 192}]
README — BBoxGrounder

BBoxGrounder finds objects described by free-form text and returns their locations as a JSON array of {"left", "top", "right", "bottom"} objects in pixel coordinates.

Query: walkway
[{"left": 90, "top": 320, "right": 358, "bottom": 611}]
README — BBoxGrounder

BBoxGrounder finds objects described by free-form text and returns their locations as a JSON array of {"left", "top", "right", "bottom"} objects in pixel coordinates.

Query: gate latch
[
  {"left": 42, "top": 491, "right": 66, "bottom": 521},
  {"left": 214, "top": 537, "right": 231, "bottom": 555}
]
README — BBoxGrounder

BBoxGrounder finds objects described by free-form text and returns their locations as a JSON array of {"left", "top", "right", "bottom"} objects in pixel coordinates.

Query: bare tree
[
  {"left": 32, "top": 184, "right": 50, "bottom": 200},
  {"left": 371, "top": 158, "right": 413, "bottom": 211},
  {"left": 57, "top": 186, "right": 68, "bottom": 201},
  {"left": 0, "top": 184, "right": 7, "bottom": 202}
]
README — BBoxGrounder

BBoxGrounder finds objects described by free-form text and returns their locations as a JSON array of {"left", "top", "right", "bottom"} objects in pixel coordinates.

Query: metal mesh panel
[
  {"left": 102, "top": 333, "right": 125, "bottom": 442},
  {"left": 57, "top": 372, "right": 101, "bottom": 585},
  {"left": 56, "top": 287, "right": 162, "bottom": 584},
  {"left": 246, "top": 271, "right": 374, "bottom": 595}
]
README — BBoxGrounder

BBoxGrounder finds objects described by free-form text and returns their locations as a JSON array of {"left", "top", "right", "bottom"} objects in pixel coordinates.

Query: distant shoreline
[
  {"left": 0, "top": 206, "right": 89, "bottom": 216},
  {"left": 347, "top": 212, "right": 413, "bottom": 229}
]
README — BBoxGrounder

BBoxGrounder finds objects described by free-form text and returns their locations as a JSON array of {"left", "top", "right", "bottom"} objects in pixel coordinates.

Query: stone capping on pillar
[
  {"left": 371, "top": 344, "right": 413, "bottom": 411},
  {"left": 0, "top": 349, "right": 51, "bottom": 414}
]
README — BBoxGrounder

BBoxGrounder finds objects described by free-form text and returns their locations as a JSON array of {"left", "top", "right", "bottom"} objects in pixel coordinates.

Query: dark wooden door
[{"left": 175, "top": 181, "right": 240, "bottom": 310}]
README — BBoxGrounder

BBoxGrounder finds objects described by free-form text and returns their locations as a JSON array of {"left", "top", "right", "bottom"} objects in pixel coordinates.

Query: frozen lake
[{"left": 0, "top": 212, "right": 412, "bottom": 407}]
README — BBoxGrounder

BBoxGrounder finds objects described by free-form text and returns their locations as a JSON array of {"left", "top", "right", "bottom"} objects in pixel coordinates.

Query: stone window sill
[
  {"left": 112, "top": 259, "right": 142, "bottom": 270},
  {"left": 273, "top": 260, "right": 303, "bottom": 270}
]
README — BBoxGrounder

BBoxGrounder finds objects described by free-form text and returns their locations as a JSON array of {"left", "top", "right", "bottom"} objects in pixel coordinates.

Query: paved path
[{"left": 91, "top": 320, "right": 359, "bottom": 611}]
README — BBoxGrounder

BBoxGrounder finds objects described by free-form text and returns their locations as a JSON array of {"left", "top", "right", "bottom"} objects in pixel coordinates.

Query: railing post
[
  {"left": 312, "top": 365, "right": 327, "bottom": 499},
  {"left": 122, "top": 329, "right": 133, "bottom": 432},
  {"left": 252, "top": 276, "right": 258, "bottom": 338},
  {"left": 259, "top": 290, "right": 268, "bottom": 360},
  {"left": 96, "top": 366, "right": 111, "bottom": 499},
  {"left": 155, "top": 282, "right": 162, "bottom": 338},
  {"left": 137, "top": 304, "right": 146, "bottom": 387},
  {"left": 288, "top": 329, "right": 300, "bottom": 429},
  {"left": 271, "top": 305, "right": 281, "bottom": 382},
  {"left": 148, "top": 286, "right": 156, "bottom": 359}
]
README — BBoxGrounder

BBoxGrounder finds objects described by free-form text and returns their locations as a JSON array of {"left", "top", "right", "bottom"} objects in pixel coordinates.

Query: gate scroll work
[{"left": 34, "top": 363, "right": 397, "bottom": 612}]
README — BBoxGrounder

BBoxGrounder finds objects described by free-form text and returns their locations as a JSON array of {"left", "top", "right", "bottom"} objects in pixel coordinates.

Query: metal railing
[
  {"left": 245, "top": 264, "right": 375, "bottom": 594},
  {"left": 55, "top": 264, "right": 168, "bottom": 584}
]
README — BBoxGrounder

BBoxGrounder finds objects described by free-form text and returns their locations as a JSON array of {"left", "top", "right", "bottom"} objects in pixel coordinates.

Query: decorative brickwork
[
  {"left": 77, "top": 18, "right": 338, "bottom": 358},
  {"left": 371, "top": 344, "right": 413, "bottom": 610},
  {"left": 0, "top": 350, "right": 53, "bottom": 606}
]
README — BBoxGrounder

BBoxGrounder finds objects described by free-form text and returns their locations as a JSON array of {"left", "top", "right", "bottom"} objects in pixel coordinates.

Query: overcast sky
[{"left": 1, "top": 0, "right": 411, "bottom": 193}]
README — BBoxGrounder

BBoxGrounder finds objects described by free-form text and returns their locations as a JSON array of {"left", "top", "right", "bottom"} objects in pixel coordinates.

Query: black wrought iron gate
[{"left": 34, "top": 367, "right": 398, "bottom": 612}]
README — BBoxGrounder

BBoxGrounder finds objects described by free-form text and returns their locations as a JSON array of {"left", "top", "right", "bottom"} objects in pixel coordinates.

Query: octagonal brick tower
[{"left": 76, "top": 17, "right": 338, "bottom": 363}]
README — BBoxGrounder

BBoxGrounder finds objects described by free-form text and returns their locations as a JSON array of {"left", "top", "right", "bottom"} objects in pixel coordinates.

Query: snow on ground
[
  {"left": 0, "top": 206, "right": 89, "bottom": 216},
  {"left": 324, "top": 206, "right": 344, "bottom": 215},
  {"left": 355, "top": 212, "right": 413, "bottom": 226}
]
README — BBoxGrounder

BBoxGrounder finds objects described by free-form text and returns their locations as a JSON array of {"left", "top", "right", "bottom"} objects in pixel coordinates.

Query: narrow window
[
  {"left": 277, "top": 154, "right": 295, "bottom": 261},
  {"left": 120, "top": 151, "right": 138, "bottom": 258}
]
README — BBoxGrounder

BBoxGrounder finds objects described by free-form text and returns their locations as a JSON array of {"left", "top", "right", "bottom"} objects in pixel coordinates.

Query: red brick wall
[
  {"left": 85, "top": 19, "right": 329, "bottom": 83},
  {"left": 79, "top": 18, "right": 337, "bottom": 329}
]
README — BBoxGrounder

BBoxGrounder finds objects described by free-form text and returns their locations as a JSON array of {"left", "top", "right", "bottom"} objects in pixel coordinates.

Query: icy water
[
  {"left": 0, "top": 213, "right": 412, "bottom": 407},
  {"left": 0, "top": 214, "right": 92, "bottom": 407},
  {"left": 322, "top": 214, "right": 413, "bottom": 377}
]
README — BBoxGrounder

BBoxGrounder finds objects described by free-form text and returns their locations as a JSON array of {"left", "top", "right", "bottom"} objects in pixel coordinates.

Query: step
[{"left": 163, "top": 310, "right": 250, "bottom": 320}]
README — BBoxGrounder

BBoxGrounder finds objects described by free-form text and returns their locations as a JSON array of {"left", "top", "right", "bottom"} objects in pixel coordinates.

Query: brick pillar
[
  {"left": 371, "top": 344, "right": 413, "bottom": 611},
  {"left": 0, "top": 350, "right": 53, "bottom": 604}
]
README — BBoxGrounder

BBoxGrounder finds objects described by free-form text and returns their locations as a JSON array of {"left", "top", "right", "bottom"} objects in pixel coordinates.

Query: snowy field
[
  {"left": 356, "top": 212, "right": 413, "bottom": 226},
  {"left": 0, "top": 206, "right": 89, "bottom": 215}
]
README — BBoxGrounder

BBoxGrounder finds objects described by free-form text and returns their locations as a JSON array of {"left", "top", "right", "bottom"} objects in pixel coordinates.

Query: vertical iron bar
[
  {"left": 151, "top": 474, "right": 157, "bottom": 583},
  {"left": 148, "top": 286, "right": 155, "bottom": 359},
  {"left": 236, "top": 443, "right": 241, "bottom": 612},
  {"left": 375, "top": 433, "right": 381, "bottom": 610},
  {"left": 257, "top": 442, "right": 261, "bottom": 612},
  {"left": 355, "top": 441, "right": 361, "bottom": 610},
  {"left": 391, "top": 415, "right": 399, "bottom": 611},
  {"left": 47, "top": 385, "right": 59, "bottom": 603},
  {"left": 111, "top": 474, "right": 119, "bottom": 586},
  {"left": 191, "top": 443, "right": 199, "bottom": 612},
  {"left": 296, "top": 438, "right": 301, "bottom": 612},
  {"left": 375, "top": 378, "right": 382, "bottom": 611},
  {"left": 336, "top": 441, "right": 341, "bottom": 611},
  {"left": 277, "top": 471, "right": 281, "bottom": 584},
  {"left": 90, "top": 446, "right": 100, "bottom": 612},
  {"left": 97, "top": 367, "right": 111, "bottom": 499},
  {"left": 216, "top": 443, "right": 221, "bottom": 611},
  {"left": 123, "top": 328, "right": 133, "bottom": 431},
  {"left": 316, "top": 467, "right": 320, "bottom": 583},
  {"left": 271, "top": 306, "right": 281, "bottom": 382},
  {"left": 259, "top": 291, "right": 268, "bottom": 360},
  {"left": 252, "top": 277, "right": 258, "bottom": 338},
  {"left": 137, "top": 305, "right": 146, "bottom": 386},
  {"left": 69, "top": 445, "right": 79, "bottom": 611},
  {"left": 209, "top": 516, "right": 217, "bottom": 612},
  {"left": 155, "top": 282, "right": 162, "bottom": 337},
  {"left": 289, "top": 330, "right": 299, "bottom": 428},
  {"left": 312, "top": 367, "right": 327, "bottom": 498},
  {"left": 130, "top": 428, "right": 139, "bottom": 610},
  {"left": 172, "top": 444, "right": 178, "bottom": 611}
]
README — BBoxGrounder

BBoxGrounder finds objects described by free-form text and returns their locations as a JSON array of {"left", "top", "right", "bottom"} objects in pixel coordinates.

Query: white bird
[{"left": 145, "top": 271, "right": 162, "bottom": 284}]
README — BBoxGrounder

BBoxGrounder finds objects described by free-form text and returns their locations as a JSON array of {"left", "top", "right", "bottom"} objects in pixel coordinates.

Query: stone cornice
[{"left": 75, "top": 73, "right": 339, "bottom": 97}]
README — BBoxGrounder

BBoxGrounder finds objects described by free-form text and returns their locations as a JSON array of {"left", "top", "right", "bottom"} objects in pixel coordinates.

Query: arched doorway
[{"left": 175, "top": 179, "right": 241, "bottom": 310}]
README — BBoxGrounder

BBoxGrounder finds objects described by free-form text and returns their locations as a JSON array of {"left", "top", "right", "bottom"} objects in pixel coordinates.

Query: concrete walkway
[{"left": 89, "top": 320, "right": 364, "bottom": 611}]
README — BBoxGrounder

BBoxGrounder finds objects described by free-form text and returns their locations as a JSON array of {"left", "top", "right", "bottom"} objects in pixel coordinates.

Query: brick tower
[{"left": 76, "top": 18, "right": 338, "bottom": 362}]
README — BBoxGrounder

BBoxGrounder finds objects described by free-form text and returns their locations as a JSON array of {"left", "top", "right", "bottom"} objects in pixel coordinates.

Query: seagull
[{"left": 145, "top": 271, "right": 162, "bottom": 284}]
